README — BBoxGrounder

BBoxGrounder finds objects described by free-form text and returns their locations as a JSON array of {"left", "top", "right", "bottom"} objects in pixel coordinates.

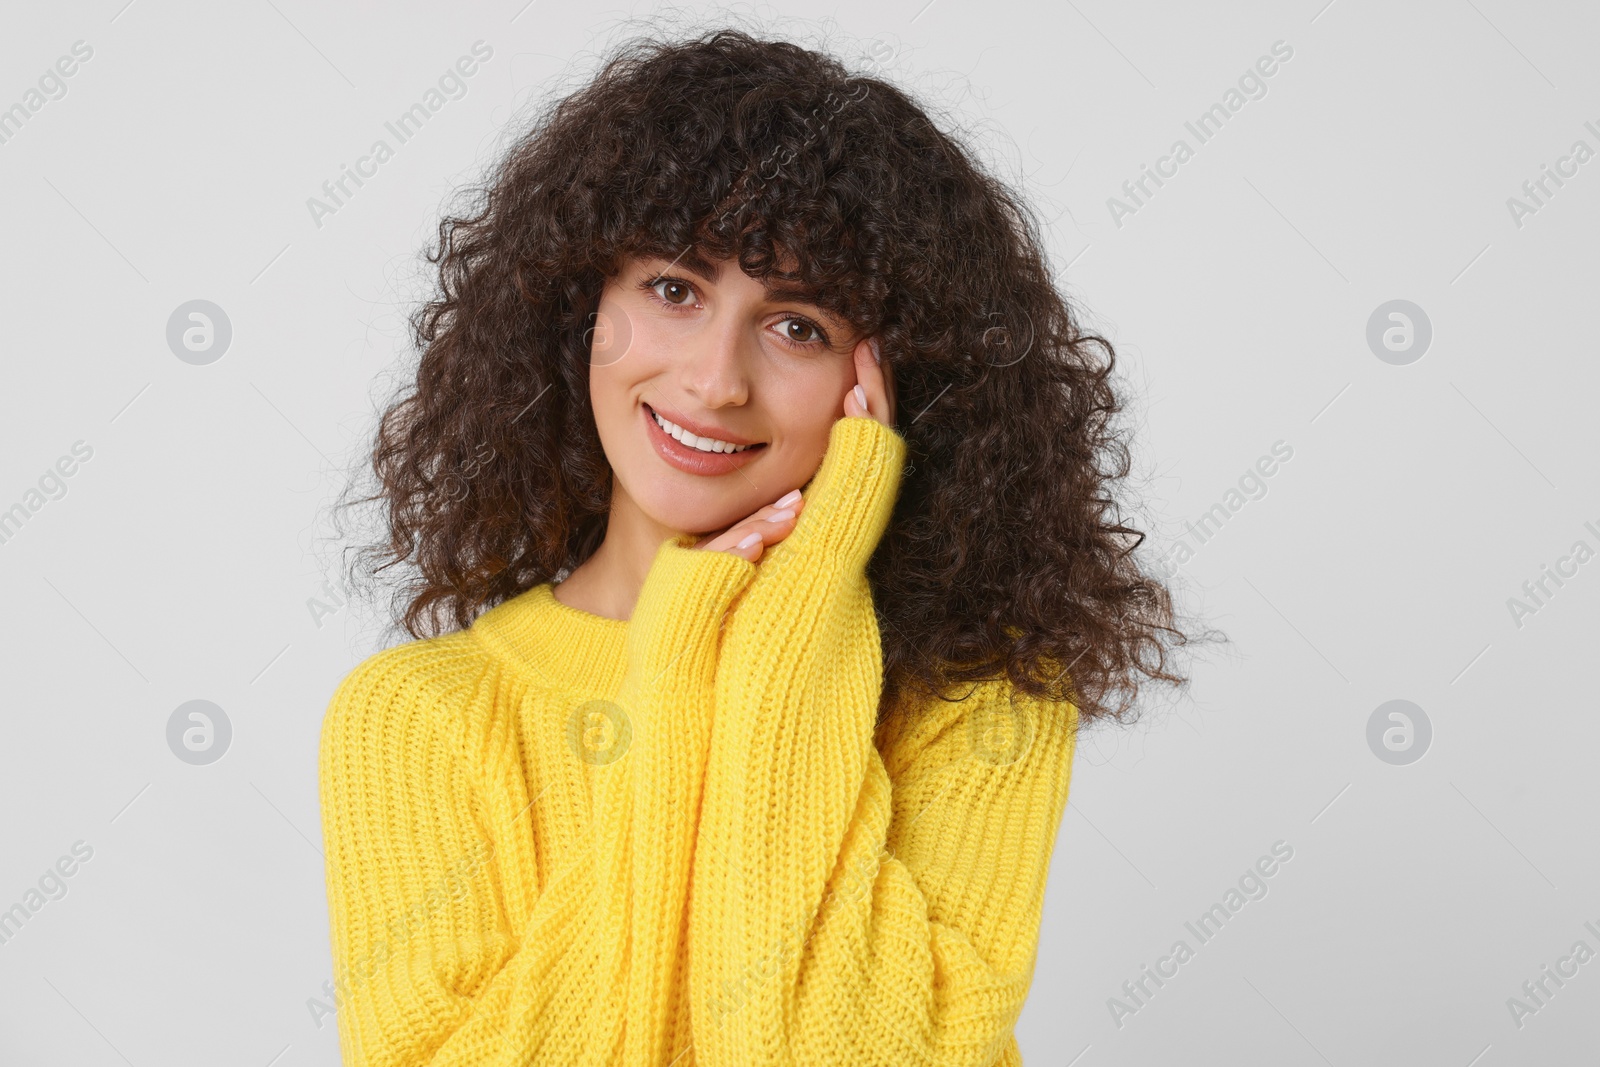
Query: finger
[
  {"left": 712, "top": 505, "right": 803, "bottom": 560},
  {"left": 849, "top": 337, "right": 892, "bottom": 426},
  {"left": 693, "top": 492, "right": 806, "bottom": 555},
  {"left": 844, "top": 382, "right": 867, "bottom": 419},
  {"left": 729, "top": 529, "right": 765, "bottom": 562}
]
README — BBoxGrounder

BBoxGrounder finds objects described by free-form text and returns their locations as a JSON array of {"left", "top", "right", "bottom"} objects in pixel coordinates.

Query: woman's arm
[
  {"left": 688, "top": 415, "right": 1079, "bottom": 1065},
  {"left": 601, "top": 538, "right": 754, "bottom": 1062},
  {"left": 319, "top": 538, "right": 753, "bottom": 1066}
]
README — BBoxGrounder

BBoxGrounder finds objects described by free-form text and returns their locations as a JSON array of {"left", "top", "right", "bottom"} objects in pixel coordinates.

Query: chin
[
  {"left": 636, "top": 490, "right": 750, "bottom": 537},
  {"left": 623, "top": 456, "right": 761, "bottom": 534}
]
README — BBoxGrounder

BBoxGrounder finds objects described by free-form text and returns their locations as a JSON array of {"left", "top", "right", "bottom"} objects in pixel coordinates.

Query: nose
[{"left": 679, "top": 315, "right": 750, "bottom": 409}]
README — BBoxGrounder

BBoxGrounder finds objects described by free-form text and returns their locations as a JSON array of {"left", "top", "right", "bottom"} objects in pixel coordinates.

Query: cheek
[
  {"left": 762, "top": 360, "right": 852, "bottom": 461},
  {"left": 588, "top": 366, "right": 626, "bottom": 441},
  {"left": 587, "top": 295, "right": 660, "bottom": 425},
  {"left": 777, "top": 355, "right": 854, "bottom": 419},
  {"left": 586, "top": 305, "right": 694, "bottom": 502}
]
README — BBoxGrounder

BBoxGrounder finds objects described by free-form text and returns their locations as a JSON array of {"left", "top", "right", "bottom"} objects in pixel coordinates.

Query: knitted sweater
[{"left": 318, "top": 415, "right": 1079, "bottom": 1066}]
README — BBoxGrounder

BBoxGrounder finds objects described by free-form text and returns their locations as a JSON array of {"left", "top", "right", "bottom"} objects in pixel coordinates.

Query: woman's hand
[
  {"left": 697, "top": 336, "right": 894, "bottom": 561},
  {"left": 693, "top": 489, "right": 807, "bottom": 562}
]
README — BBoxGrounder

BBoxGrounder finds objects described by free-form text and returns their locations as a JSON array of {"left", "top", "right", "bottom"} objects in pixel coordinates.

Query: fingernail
[
  {"left": 775, "top": 489, "right": 802, "bottom": 508},
  {"left": 767, "top": 508, "right": 795, "bottom": 522},
  {"left": 736, "top": 531, "right": 762, "bottom": 550},
  {"left": 853, "top": 384, "right": 868, "bottom": 411},
  {"left": 869, "top": 338, "right": 881, "bottom": 365}
]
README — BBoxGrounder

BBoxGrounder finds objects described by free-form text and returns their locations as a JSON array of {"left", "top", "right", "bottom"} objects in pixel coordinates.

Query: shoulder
[
  {"left": 875, "top": 676, "right": 1079, "bottom": 780},
  {"left": 325, "top": 630, "right": 490, "bottom": 720},
  {"left": 319, "top": 630, "right": 498, "bottom": 769}
]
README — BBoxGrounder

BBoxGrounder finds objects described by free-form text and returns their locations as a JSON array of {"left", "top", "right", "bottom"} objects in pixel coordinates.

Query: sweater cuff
[
  {"left": 765, "top": 416, "right": 907, "bottom": 579},
  {"left": 624, "top": 534, "right": 756, "bottom": 678}
]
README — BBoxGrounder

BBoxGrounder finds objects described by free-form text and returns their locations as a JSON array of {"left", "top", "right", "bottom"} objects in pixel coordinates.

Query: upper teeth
[{"left": 653, "top": 411, "right": 755, "bottom": 453}]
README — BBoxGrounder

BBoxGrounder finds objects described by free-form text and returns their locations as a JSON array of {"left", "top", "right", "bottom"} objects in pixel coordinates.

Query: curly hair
[{"left": 340, "top": 26, "right": 1191, "bottom": 726}]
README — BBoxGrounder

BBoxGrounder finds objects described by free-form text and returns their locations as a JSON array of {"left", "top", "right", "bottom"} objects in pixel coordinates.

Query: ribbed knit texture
[{"left": 318, "top": 415, "right": 1079, "bottom": 1066}]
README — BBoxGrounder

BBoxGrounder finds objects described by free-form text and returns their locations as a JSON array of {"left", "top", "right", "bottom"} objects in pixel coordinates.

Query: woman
[{"left": 320, "top": 27, "right": 1186, "bottom": 1066}]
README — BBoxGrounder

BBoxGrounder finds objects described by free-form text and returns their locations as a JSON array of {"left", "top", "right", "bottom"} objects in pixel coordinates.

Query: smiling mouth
[{"left": 644, "top": 403, "right": 765, "bottom": 454}]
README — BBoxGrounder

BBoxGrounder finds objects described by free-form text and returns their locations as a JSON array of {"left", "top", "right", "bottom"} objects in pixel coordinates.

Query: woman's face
[{"left": 589, "top": 253, "right": 864, "bottom": 536}]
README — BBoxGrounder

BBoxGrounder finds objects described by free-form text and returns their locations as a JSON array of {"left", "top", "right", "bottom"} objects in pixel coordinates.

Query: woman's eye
[
  {"left": 651, "top": 278, "right": 695, "bottom": 305},
  {"left": 779, "top": 317, "right": 825, "bottom": 344}
]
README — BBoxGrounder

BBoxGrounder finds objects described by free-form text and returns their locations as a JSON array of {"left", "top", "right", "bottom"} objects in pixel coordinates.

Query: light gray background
[{"left": 2, "top": 1, "right": 1595, "bottom": 1064}]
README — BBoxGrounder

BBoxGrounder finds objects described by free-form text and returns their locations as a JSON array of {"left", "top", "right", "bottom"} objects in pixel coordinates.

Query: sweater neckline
[{"left": 470, "top": 582, "right": 632, "bottom": 697}]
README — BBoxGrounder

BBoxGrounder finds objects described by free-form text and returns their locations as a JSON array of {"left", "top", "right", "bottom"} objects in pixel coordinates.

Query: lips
[{"left": 642, "top": 402, "right": 767, "bottom": 476}]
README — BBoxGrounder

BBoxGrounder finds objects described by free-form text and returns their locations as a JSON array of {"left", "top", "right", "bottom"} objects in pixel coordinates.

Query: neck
[{"left": 552, "top": 482, "right": 682, "bottom": 622}]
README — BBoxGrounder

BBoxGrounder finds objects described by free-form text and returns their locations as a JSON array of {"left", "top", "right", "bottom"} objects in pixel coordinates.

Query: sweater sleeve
[
  {"left": 318, "top": 538, "right": 753, "bottom": 1066},
  {"left": 688, "top": 415, "right": 1079, "bottom": 1065}
]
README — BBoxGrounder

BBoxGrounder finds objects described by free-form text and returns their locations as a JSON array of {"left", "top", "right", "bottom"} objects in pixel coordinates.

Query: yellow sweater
[{"left": 318, "top": 415, "right": 1079, "bottom": 1066}]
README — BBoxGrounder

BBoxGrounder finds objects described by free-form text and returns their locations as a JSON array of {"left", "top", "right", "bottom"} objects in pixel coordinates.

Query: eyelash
[{"left": 637, "top": 273, "right": 833, "bottom": 350}]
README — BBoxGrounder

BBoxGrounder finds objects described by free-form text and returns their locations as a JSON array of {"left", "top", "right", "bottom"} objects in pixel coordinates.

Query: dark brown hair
[{"left": 338, "top": 26, "right": 1191, "bottom": 725}]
